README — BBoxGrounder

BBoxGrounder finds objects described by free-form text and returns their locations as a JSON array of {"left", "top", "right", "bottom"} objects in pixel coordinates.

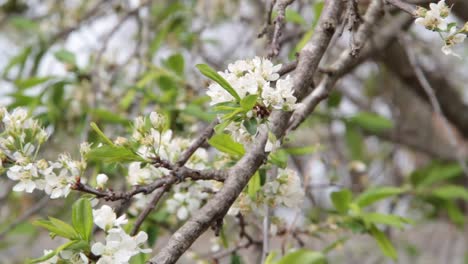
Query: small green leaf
[
  {"left": 92, "top": 108, "right": 129, "bottom": 124},
  {"left": 15, "top": 76, "right": 52, "bottom": 90},
  {"left": 90, "top": 122, "right": 115, "bottom": 146},
  {"left": 54, "top": 49, "right": 76, "bottom": 65},
  {"left": 369, "top": 225, "right": 398, "bottom": 260},
  {"left": 72, "top": 198, "right": 93, "bottom": 242},
  {"left": 362, "top": 213, "right": 412, "bottom": 229},
  {"left": 264, "top": 251, "right": 278, "bottom": 264},
  {"left": 347, "top": 112, "right": 393, "bottom": 133},
  {"left": 208, "top": 133, "right": 245, "bottom": 157},
  {"left": 355, "top": 187, "right": 405, "bottom": 208},
  {"left": 196, "top": 64, "right": 240, "bottom": 102},
  {"left": 276, "top": 249, "right": 326, "bottom": 264},
  {"left": 164, "top": 53, "right": 185, "bottom": 75},
  {"left": 268, "top": 149, "right": 288, "bottom": 169},
  {"left": 331, "top": 189, "right": 352, "bottom": 214},
  {"left": 230, "top": 252, "right": 243, "bottom": 264},
  {"left": 283, "top": 145, "right": 320, "bottom": 156},
  {"left": 33, "top": 218, "right": 78, "bottom": 239},
  {"left": 285, "top": 9, "right": 307, "bottom": 25},
  {"left": 240, "top": 94, "right": 258, "bottom": 111},
  {"left": 431, "top": 185, "right": 468, "bottom": 201},
  {"left": 345, "top": 124, "right": 364, "bottom": 160},
  {"left": 412, "top": 163, "right": 462, "bottom": 187},
  {"left": 243, "top": 118, "right": 258, "bottom": 135},
  {"left": 248, "top": 171, "right": 262, "bottom": 199},
  {"left": 87, "top": 145, "right": 145, "bottom": 163}
]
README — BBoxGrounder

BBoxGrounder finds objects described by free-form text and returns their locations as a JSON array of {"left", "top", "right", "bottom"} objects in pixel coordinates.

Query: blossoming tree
[{"left": 0, "top": 0, "right": 467, "bottom": 263}]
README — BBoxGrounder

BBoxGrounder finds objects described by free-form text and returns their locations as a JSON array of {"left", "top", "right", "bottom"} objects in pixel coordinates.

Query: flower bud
[
  {"left": 463, "top": 22, "right": 468, "bottom": 33},
  {"left": 149, "top": 112, "right": 166, "bottom": 131},
  {"left": 114, "top": 136, "right": 128, "bottom": 146},
  {"left": 414, "top": 6, "right": 427, "bottom": 18},
  {"left": 96, "top": 173, "right": 108, "bottom": 188}
]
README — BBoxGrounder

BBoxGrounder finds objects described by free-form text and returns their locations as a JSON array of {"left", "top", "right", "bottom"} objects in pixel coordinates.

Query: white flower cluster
[
  {"left": 1, "top": 107, "right": 86, "bottom": 199},
  {"left": 207, "top": 57, "right": 297, "bottom": 110},
  {"left": 165, "top": 180, "right": 219, "bottom": 220},
  {"left": 125, "top": 112, "right": 218, "bottom": 220},
  {"left": 91, "top": 205, "right": 151, "bottom": 264},
  {"left": 228, "top": 168, "right": 305, "bottom": 215},
  {"left": 127, "top": 112, "right": 208, "bottom": 186},
  {"left": 415, "top": 0, "right": 467, "bottom": 57},
  {"left": 40, "top": 205, "right": 150, "bottom": 264}
]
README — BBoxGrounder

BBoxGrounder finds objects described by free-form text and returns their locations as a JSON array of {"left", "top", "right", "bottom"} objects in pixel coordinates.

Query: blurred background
[{"left": 0, "top": 0, "right": 467, "bottom": 263}]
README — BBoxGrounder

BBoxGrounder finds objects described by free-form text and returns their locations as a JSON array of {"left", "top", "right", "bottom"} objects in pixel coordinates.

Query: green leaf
[
  {"left": 276, "top": 249, "right": 326, "bottom": 264},
  {"left": 230, "top": 252, "right": 243, "bottom": 264},
  {"left": 248, "top": 171, "right": 262, "bottom": 199},
  {"left": 362, "top": 213, "right": 412, "bottom": 229},
  {"left": 164, "top": 53, "right": 184, "bottom": 75},
  {"left": 331, "top": 189, "right": 352, "bottom": 214},
  {"left": 90, "top": 122, "right": 115, "bottom": 146},
  {"left": 87, "top": 145, "right": 145, "bottom": 163},
  {"left": 3, "top": 46, "right": 32, "bottom": 78},
  {"left": 283, "top": 145, "right": 320, "bottom": 156},
  {"left": 269, "top": 149, "right": 288, "bottom": 168},
  {"left": 196, "top": 64, "right": 240, "bottom": 102},
  {"left": 285, "top": 9, "right": 307, "bottom": 25},
  {"left": 208, "top": 133, "right": 245, "bottom": 157},
  {"left": 445, "top": 200, "right": 465, "bottom": 226},
  {"left": 412, "top": 163, "right": 462, "bottom": 187},
  {"left": 27, "top": 240, "right": 81, "bottom": 264},
  {"left": 264, "top": 251, "right": 278, "bottom": 264},
  {"left": 345, "top": 124, "right": 364, "bottom": 160},
  {"left": 33, "top": 218, "right": 78, "bottom": 239},
  {"left": 240, "top": 94, "right": 258, "bottom": 111},
  {"left": 355, "top": 187, "right": 405, "bottom": 208},
  {"left": 54, "top": 49, "right": 76, "bottom": 65},
  {"left": 10, "top": 17, "right": 39, "bottom": 31},
  {"left": 347, "top": 112, "right": 393, "bottom": 133},
  {"left": 72, "top": 198, "right": 93, "bottom": 242},
  {"left": 322, "top": 237, "right": 348, "bottom": 254},
  {"left": 92, "top": 108, "right": 129, "bottom": 124},
  {"left": 15, "top": 76, "right": 53, "bottom": 90},
  {"left": 431, "top": 185, "right": 468, "bottom": 201},
  {"left": 327, "top": 90, "right": 342, "bottom": 108},
  {"left": 243, "top": 118, "right": 258, "bottom": 135},
  {"left": 369, "top": 225, "right": 398, "bottom": 260}
]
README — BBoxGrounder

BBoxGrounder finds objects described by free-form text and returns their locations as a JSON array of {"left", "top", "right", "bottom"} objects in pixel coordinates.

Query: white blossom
[
  {"left": 263, "top": 169, "right": 304, "bottom": 208},
  {"left": 91, "top": 228, "right": 151, "bottom": 264},
  {"left": 149, "top": 111, "right": 166, "bottom": 130},
  {"left": 60, "top": 251, "right": 89, "bottom": 264},
  {"left": 43, "top": 169, "right": 73, "bottom": 199},
  {"left": 96, "top": 173, "right": 109, "bottom": 188},
  {"left": 93, "top": 205, "right": 128, "bottom": 231},
  {"left": 7, "top": 163, "right": 41, "bottom": 193},
  {"left": 441, "top": 27, "right": 466, "bottom": 58},
  {"left": 166, "top": 191, "right": 201, "bottom": 220}
]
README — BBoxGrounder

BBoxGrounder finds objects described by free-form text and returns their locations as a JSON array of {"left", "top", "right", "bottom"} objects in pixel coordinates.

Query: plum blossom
[
  {"left": 166, "top": 192, "right": 201, "bottom": 220},
  {"left": 93, "top": 205, "right": 128, "bottom": 231},
  {"left": 7, "top": 163, "right": 42, "bottom": 193},
  {"left": 91, "top": 228, "right": 151, "bottom": 264},
  {"left": 96, "top": 173, "right": 109, "bottom": 188},
  {"left": 441, "top": 27, "right": 467, "bottom": 58},
  {"left": 263, "top": 168, "right": 305, "bottom": 208}
]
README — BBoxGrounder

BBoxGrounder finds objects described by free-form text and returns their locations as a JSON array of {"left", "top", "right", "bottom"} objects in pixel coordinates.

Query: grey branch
[{"left": 149, "top": 1, "right": 346, "bottom": 263}]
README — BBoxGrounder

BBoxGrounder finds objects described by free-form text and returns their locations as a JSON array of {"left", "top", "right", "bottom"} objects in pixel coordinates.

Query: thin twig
[
  {"left": 176, "top": 119, "right": 218, "bottom": 167},
  {"left": 268, "top": 0, "right": 296, "bottom": 58},
  {"left": 385, "top": 0, "right": 417, "bottom": 15},
  {"left": 0, "top": 196, "right": 49, "bottom": 240},
  {"left": 401, "top": 36, "right": 468, "bottom": 176},
  {"left": 130, "top": 184, "right": 170, "bottom": 235}
]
